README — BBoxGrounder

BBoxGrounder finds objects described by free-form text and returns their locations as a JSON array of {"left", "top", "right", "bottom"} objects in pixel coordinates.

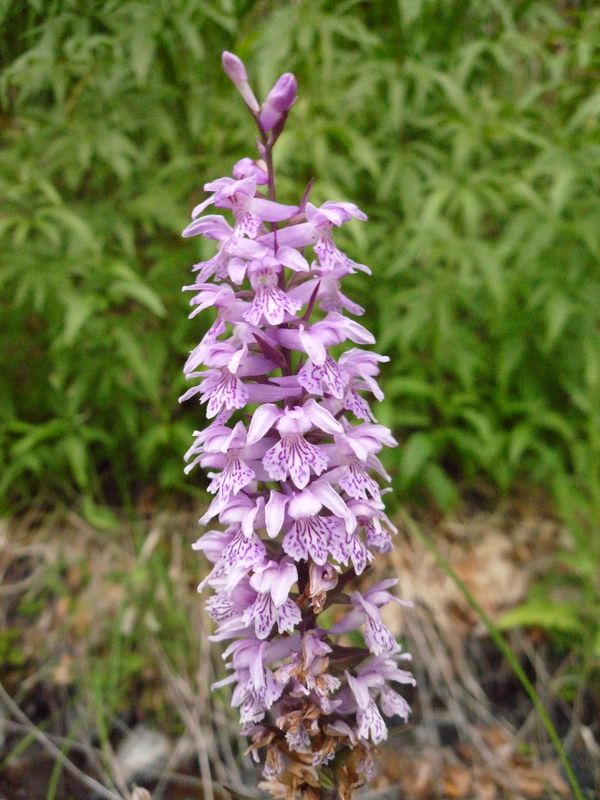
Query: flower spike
[{"left": 181, "top": 51, "right": 414, "bottom": 799}]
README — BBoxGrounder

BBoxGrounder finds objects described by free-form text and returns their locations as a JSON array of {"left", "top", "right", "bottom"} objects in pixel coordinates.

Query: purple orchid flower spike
[{"left": 180, "top": 51, "right": 414, "bottom": 800}]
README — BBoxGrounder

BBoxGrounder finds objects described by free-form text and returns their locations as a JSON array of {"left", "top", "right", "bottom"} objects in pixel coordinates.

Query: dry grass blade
[
  {"left": 3, "top": 505, "right": 594, "bottom": 799},
  {"left": 131, "top": 787, "right": 152, "bottom": 800},
  {"left": 398, "top": 508, "right": 585, "bottom": 800},
  {"left": 0, "top": 679, "right": 123, "bottom": 800},
  {"left": 151, "top": 640, "right": 216, "bottom": 800}
]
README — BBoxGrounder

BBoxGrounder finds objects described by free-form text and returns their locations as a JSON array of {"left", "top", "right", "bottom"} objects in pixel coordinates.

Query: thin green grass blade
[
  {"left": 399, "top": 507, "right": 585, "bottom": 800},
  {"left": 0, "top": 727, "right": 37, "bottom": 770},
  {"left": 46, "top": 719, "right": 81, "bottom": 800}
]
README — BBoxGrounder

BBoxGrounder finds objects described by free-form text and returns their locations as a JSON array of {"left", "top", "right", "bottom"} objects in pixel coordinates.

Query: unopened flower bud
[
  {"left": 221, "top": 51, "right": 260, "bottom": 114},
  {"left": 232, "top": 157, "right": 268, "bottom": 185},
  {"left": 222, "top": 51, "right": 247, "bottom": 83},
  {"left": 259, "top": 73, "right": 297, "bottom": 132}
]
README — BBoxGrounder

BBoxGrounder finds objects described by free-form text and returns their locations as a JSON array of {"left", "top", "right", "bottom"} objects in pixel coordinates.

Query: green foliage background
[{"left": 1, "top": 0, "right": 600, "bottom": 530}]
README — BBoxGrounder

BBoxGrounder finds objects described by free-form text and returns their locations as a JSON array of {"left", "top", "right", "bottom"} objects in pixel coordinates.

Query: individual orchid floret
[
  {"left": 181, "top": 51, "right": 415, "bottom": 799},
  {"left": 204, "top": 423, "right": 259, "bottom": 501},
  {"left": 330, "top": 581, "right": 412, "bottom": 655},
  {"left": 232, "top": 157, "right": 269, "bottom": 184},
  {"left": 243, "top": 256, "right": 302, "bottom": 325},
  {"left": 190, "top": 175, "right": 298, "bottom": 239},
  {"left": 247, "top": 400, "right": 343, "bottom": 490},
  {"left": 273, "top": 312, "right": 375, "bottom": 368},
  {"left": 262, "top": 201, "right": 370, "bottom": 274},
  {"left": 244, "top": 558, "right": 302, "bottom": 639},
  {"left": 197, "top": 530, "right": 266, "bottom": 595},
  {"left": 345, "top": 671, "right": 388, "bottom": 745},
  {"left": 181, "top": 215, "right": 265, "bottom": 285},
  {"left": 180, "top": 363, "right": 248, "bottom": 419}
]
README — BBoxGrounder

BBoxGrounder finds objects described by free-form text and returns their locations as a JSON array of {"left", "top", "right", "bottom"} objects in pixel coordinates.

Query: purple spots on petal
[
  {"left": 344, "top": 389, "right": 375, "bottom": 421},
  {"left": 357, "top": 701, "right": 387, "bottom": 744},
  {"left": 365, "top": 521, "right": 392, "bottom": 553},
  {"left": 364, "top": 617, "right": 396, "bottom": 656},
  {"left": 277, "top": 597, "right": 301, "bottom": 634},
  {"left": 380, "top": 686, "right": 411, "bottom": 721},
  {"left": 328, "top": 524, "right": 371, "bottom": 574},
  {"left": 339, "top": 462, "right": 380, "bottom": 500},
  {"left": 282, "top": 516, "right": 330, "bottom": 565},
  {"left": 263, "top": 435, "right": 328, "bottom": 489},
  {"left": 208, "top": 456, "right": 255, "bottom": 500},
  {"left": 221, "top": 529, "right": 266, "bottom": 569},
  {"left": 298, "top": 355, "right": 345, "bottom": 399},
  {"left": 204, "top": 370, "right": 249, "bottom": 418}
]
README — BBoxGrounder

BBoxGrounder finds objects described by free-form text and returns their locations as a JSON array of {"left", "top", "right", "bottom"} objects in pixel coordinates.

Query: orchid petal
[
  {"left": 304, "top": 398, "right": 344, "bottom": 434},
  {"left": 265, "top": 491, "right": 288, "bottom": 538},
  {"left": 247, "top": 403, "right": 281, "bottom": 444}
]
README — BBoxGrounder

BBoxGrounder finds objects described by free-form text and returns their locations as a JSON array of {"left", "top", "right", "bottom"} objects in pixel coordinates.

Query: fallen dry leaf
[
  {"left": 51, "top": 653, "right": 74, "bottom": 686},
  {"left": 442, "top": 764, "right": 472, "bottom": 797}
]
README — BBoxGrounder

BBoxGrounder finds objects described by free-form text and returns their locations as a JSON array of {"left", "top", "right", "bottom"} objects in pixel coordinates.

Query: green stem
[{"left": 398, "top": 508, "right": 585, "bottom": 800}]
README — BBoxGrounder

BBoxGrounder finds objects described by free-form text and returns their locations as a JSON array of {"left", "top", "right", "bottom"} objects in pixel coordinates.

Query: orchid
[{"left": 181, "top": 51, "right": 414, "bottom": 799}]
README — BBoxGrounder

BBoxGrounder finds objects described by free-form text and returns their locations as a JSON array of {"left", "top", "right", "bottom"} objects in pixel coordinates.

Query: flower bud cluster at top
[{"left": 180, "top": 51, "right": 414, "bottom": 799}]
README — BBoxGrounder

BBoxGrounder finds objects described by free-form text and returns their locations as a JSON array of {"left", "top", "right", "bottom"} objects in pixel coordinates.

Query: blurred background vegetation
[{"left": 1, "top": 0, "right": 600, "bottom": 759}]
